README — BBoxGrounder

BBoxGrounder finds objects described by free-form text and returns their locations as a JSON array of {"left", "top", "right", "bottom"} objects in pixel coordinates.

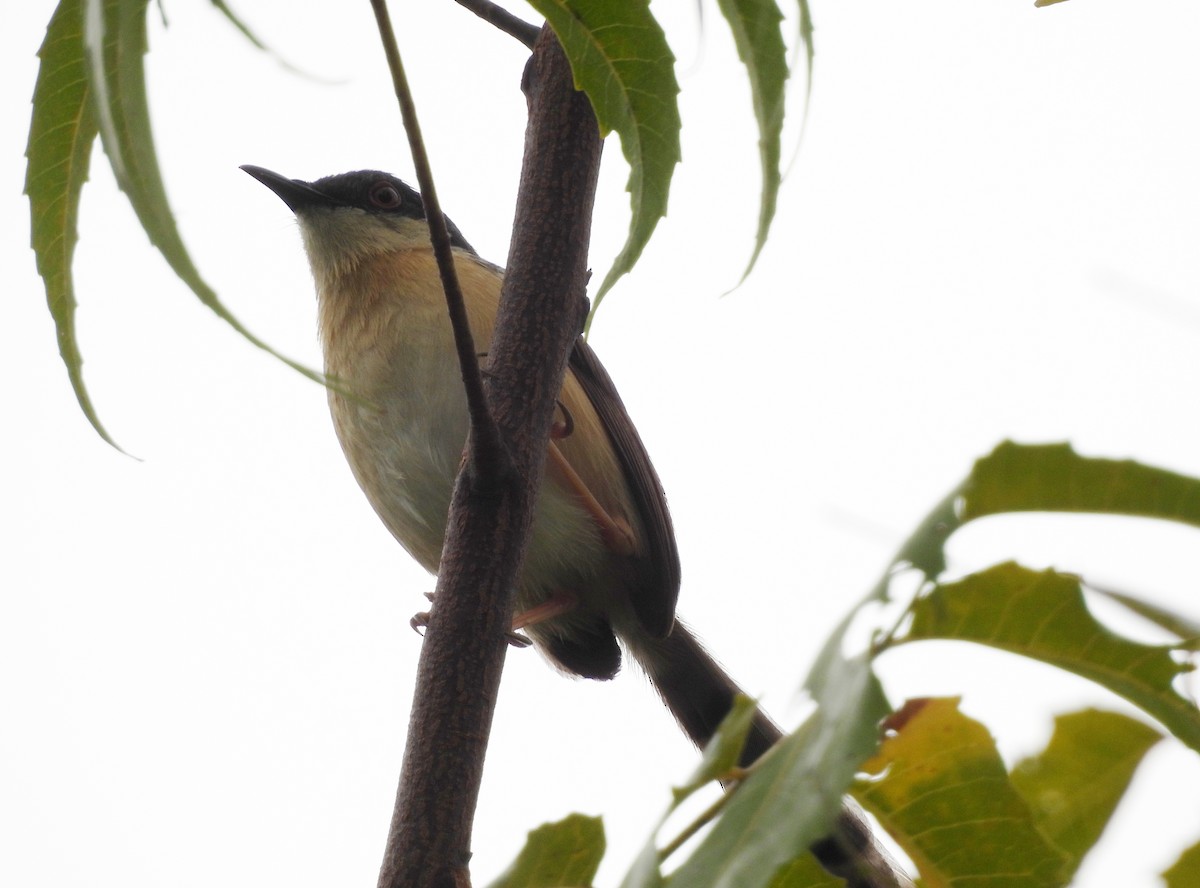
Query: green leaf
[
  {"left": 960, "top": 442, "right": 1200, "bottom": 527},
  {"left": 872, "top": 487, "right": 959, "bottom": 598},
  {"left": 664, "top": 653, "right": 889, "bottom": 888},
  {"left": 82, "top": 0, "right": 323, "bottom": 385},
  {"left": 763, "top": 854, "right": 842, "bottom": 888},
  {"left": 676, "top": 694, "right": 762, "bottom": 798},
  {"left": 617, "top": 698, "right": 760, "bottom": 888},
  {"left": 25, "top": 0, "right": 114, "bottom": 448},
  {"left": 1087, "top": 585, "right": 1200, "bottom": 643},
  {"left": 795, "top": 1, "right": 814, "bottom": 101},
  {"left": 1010, "top": 709, "right": 1160, "bottom": 878},
  {"left": 903, "top": 563, "right": 1200, "bottom": 752},
  {"left": 208, "top": 0, "right": 326, "bottom": 79},
  {"left": 879, "top": 442, "right": 1200, "bottom": 593},
  {"left": 852, "top": 697, "right": 1069, "bottom": 887},
  {"left": 715, "top": 0, "right": 788, "bottom": 282},
  {"left": 487, "top": 813, "right": 605, "bottom": 888},
  {"left": 527, "top": 0, "right": 681, "bottom": 315},
  {"left": 1163, "top": 841, "right": 1200, "bottom": 888},
  {"left": 209, "top": 0, "right": 273, "bottom": 53}
]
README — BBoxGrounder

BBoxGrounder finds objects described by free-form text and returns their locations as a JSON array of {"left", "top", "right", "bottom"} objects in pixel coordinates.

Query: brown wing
[{"left": 568, "top": 338, "right": 681, "bottom": 637}]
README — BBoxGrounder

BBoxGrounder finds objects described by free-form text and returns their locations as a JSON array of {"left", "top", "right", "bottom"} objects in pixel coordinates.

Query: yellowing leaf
[
  {"left": 853, "top": 698, "right": 1068, "bottom": 888},
  {"left": 1010, "top": 709, "right": 1160, "bottom": 879}
]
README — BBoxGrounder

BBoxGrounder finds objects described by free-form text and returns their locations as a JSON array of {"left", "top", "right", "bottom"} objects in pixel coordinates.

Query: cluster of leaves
[
  {"left": 25, "top": 0, "right": 322, "bottom": 451},
  {"left": 489, "top": 443, "right": 1200, "bottom": 887},
  {"left": 25, "top": 0, "right": 810, "bottom": 443}
]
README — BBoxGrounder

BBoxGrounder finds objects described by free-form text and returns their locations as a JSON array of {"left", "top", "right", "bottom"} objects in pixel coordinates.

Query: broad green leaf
[
  {"left": 527, "top": 0, "right": 681, "bottom": 315},
  {"left": 960, "top": 442, "right": 1200, "bottom": 527},
  {"left": 25, "top": 0, "right": 113, "bottom": 448},
  {"left": 715, "top": 0, "right": 787, "bottom": 282},
  {"left": 1010, "top": 709, "right": 1160, "bottom": 878},
  {"left": 903, "top": 563, "right": 1200, "bottom": 752},
  {"left": 664, "top": 653, "right": 889, "bottom": 888},
  {"left": 853, "top": 698, "right": 1068, "bottom": 887},
  {"left": 881, "top": 441, "right": 1200, "bottom": 591},
  {"left": 1163, "top": 841, "right": 1200, "bottom": 888},
  {"left": 487, "top": 813, "right": 605, "bottom": 888}
]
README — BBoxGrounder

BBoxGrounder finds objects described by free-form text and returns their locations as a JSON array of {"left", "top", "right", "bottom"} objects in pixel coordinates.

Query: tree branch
[
  {"left": 374, "top": 23, "right": 600, "bottom": 888},
  {"left": 453, "top": 0, "right": 540, "bottom": 48}
]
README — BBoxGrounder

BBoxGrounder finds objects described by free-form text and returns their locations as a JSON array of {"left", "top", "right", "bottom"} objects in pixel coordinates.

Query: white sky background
[{"left": 4, "top": 0, "right": 1200, "bottom": 885}]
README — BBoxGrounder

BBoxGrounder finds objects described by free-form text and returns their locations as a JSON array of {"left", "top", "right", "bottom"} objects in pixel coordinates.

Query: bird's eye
[{"left": 369, "top": 181, "right": 403, "bottom": 209}]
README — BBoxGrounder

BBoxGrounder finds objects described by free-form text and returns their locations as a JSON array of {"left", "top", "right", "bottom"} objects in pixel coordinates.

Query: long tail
[
  {"left": 630, "top": 619, "right": 780, "bottom": 765},
  {"left": 632, "top": 620, "right": 906, "bottom": 888}
]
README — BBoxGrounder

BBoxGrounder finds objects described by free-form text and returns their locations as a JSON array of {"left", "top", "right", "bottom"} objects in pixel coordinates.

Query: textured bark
[{"left": 376, "top": 27, "right": 599, "bottom": 888}]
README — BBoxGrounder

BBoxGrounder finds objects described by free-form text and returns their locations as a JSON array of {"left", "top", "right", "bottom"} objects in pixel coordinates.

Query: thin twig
[
  {"left": 453, "top": 0, "right": 540, "bottom": 48},
  {"left": 658, "top": 787, "right": 737, "bottom": 862},
  {"left": 367, "top": 0, "right": 504, "bottom": 471}
]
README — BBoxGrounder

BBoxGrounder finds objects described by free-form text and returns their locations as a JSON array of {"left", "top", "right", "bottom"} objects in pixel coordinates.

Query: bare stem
[
  {"left": 454, "top": 0, "right": 540, "bottom": 48},
  {"left": 368, "top": 0, "right": 504, "bottom": 472}
]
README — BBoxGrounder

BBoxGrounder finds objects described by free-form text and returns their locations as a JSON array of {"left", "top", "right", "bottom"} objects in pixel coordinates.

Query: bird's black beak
[{"left": 240, "top": 165, "right": 337, "bottom": 212}]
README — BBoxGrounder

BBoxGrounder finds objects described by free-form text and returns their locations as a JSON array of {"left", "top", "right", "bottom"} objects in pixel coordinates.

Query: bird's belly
[{"left": 329, "top": 384, "right": 610, "bottom": 614}]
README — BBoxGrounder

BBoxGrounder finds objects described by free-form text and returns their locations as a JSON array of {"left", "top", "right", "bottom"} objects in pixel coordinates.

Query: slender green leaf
[
  {"left": 618, "top": 697, "right": 761, "bottom": 888},
  {"left": 795, "top": 1, "right": 814, "bottom": 101},
  {"left": 209, "top": 0, "right": 272, "bottom": 52},
  {"left": 81, "top": 0, "right": 322, "bottom": 386},
  {"left": 903, "top": 563, "right": 1200, "bottom": 752},
  {"left": 676, "top": 694, "right": 761, "bottom": 798},
  {"left": 852, "top": 697, "right": 1069, "bottom": 887},
  {"left": 487, "top": 813, "right": 606, "bottom": 888},
  {"left": 527, "top": 0, "right": 681, "bottom": 316},
  {"left": 619, "top": 838, "right": 666, "bottom": 888},
  {"left": 1010, "top": 709, "right": 1160, "bottom": 878},
  {"left": 715, "top": 0, "right": 787, "bottom": 282},
  {"left": 665, "top": 653, "right": 889, "bottom": 888},
  {"left": 25, "top": 0, "right": 116, "bottom": 449},
  {"left": 1163, "top": 841, "right": 1200, "bottom": 888},
  {"left": 209, "top": 0, "right": 328, "bottom": 79}
]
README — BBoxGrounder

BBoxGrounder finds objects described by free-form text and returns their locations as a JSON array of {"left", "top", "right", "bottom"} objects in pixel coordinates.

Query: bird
[{"left": 241, "top": 165, "right": 898, "bottom": 887}]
